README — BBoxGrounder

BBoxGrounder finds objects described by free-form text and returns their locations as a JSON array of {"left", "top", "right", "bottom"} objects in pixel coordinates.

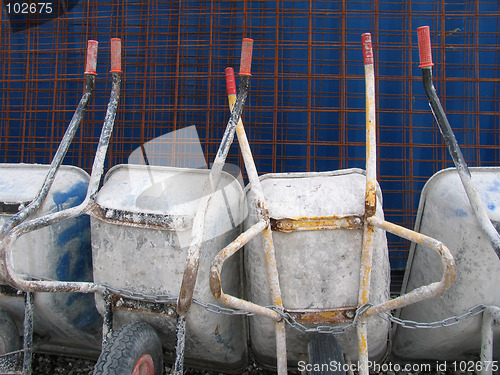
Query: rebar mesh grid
[{"left": 1, "top": 0, "right": 499, "bottom": 292}]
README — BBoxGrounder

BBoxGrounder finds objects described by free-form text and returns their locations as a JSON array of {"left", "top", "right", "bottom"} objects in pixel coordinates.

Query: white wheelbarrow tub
[
  {"left": 244, "top": 169, "right": 391, "bottom": 367},
  {"left": 0, "top": 164, "right": 102, "bottom": 353},
  {"left": 90, "top": 164, "right": 247, "bottom": 372},
  {"left": 393, "top": 167, "right": 500, "bottom": 360}
]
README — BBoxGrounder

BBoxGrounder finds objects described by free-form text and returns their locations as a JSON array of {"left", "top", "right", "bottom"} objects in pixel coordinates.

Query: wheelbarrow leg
[
  {"left": 308, "top": 334, "right": 346, "bottom": 375},
  {"left": 22, "top": 291, "right": 34, "bottom": 375},
  {"left": 102, "top": 291, "right": 114, "bottom": 347},
  {"left": 480, "top": 306, "right": 500, "bottom": 375},
  {"left": 172, "top": 315, "right": 186, "bottom": 375}
]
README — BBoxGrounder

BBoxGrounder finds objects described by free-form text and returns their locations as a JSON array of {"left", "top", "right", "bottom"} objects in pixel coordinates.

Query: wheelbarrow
[
  {"left": 393, "top": 26, "right": 500, "bottom": 372},
  {"left": 87, "top": 39, "right": 255, "bottom": 375},
  {"left": 209, "top": 33, "right": 457, "bottom": 375},
  {"left": 0, "top": 38, "right": 123, "bottom": 375}
]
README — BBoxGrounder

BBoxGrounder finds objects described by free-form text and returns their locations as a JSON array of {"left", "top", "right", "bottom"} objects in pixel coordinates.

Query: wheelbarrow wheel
[
  {"left": 0, "top": 309, "right": 21, "bottom": 354},
  {"left": 93, "top": 321, "right": 163, "bottom": 375},
  {"left": 307, "top": 334, "right": 346, "bottom": 375}
]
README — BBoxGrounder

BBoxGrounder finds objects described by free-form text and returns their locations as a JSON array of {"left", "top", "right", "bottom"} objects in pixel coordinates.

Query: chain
[
  {"left": 33, "top": 282, "right": 488, "bottom": 332},
  {"left": 103, "top": 284, "right": 178, "bottom": 304},
  {"left": 102, "top": 284, "right": 254, "bottom": 316},
  {"left": 268, "top": 303, "right": 373, "bottom": 335},
  {"left": 193, "top": 300, "right": 254, "bottom": 316},
  {"left": 382, "top": 304, "right": 486, "bottom": 329}
]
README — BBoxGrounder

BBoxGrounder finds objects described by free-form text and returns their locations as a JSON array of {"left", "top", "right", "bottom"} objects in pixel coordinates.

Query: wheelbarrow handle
[
  {"left": 361, "top": 33, "right": 373, "bottom": 65},
  {"left": 225, "top": 67, "right": 237, "bottom": 96},
  {"left": 418, "top": 27, "right": 470, "bottom": 180},
  {"left": 0, "top": 40, "right": 99, "bottom": 240},
  {"left": 417, "top": 26, "right": 500, "bottom": 259},
  {"left": 110, "top": 38, "right": 123, "bottom": 73},
  {"left": 221, "top": 65, "right": 286, "bottom": 316},
  {"left": 0, "top": 38, "right": 122, "bottom": 294},
  {"left": 418, "top": 26, "right": 466, "bottom": 175},
  {"left": 87, "top": 38, "right": 122, "bottom": 198},
  {"left": 361, "top": 32, "right": 377, "bottom": 216},
  {"left": 177, "top": 38, "right": 255, "bottom": 315},
  {"left": 417, "top": 26, "right": 434, "bottom": 68},
  {"left": 239, "top": 38, "right": 253, "bottom": 76},
  {"left": 85, "top": 40, "right": 98, "bottom": 75}
]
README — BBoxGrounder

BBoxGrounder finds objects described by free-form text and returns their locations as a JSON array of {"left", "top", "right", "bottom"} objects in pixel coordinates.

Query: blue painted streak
[{"left": 52, "top": 180, "right": 101, "bottom": 330}]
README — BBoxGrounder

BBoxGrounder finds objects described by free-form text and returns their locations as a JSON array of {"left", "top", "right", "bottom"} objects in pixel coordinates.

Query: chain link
[
  {"left": 382, "top": 304, "right": 486, "bottom": 329},
  {"left": 192, "top": 300, "right": 254, "bottom": 316},
  {"left": 103, "top": 284, "right": 178, "bottom": 304},
  {"left": 95, "top": 285, "right": 488, "bottom": 333},
  {"left": 267, "top": 302, "right": 373, "bottom": 335},
  {"left": 102, "top": 284, "right": 254, "bottom": 316}
]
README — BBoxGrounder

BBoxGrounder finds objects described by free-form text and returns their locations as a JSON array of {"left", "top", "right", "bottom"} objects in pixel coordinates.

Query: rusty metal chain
[
  {"left": 30, "top": 281, "right": 488, "bottom": 332},
  {"left": 268, "top": 303, "right": 373, "bottom": 335},
  {"left": 101, "top": 284, "right": 254, "bottom": 316},
  {"left": 382, "top": 304, "right": 486, "bottom": 329},
  {"left": 193, "top": 299, "right": 255, "bottom": 316},
  {"left": 103, "top": 284, "right": 178, "bottom": 304},
  {"left": 102, "top": 284, "right": 372, "bottom": 335},
  {"left": 102, "top": 283, "right": 370, "bottom": 334}
]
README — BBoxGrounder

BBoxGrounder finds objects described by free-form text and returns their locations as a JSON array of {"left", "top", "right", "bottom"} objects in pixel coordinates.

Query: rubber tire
[
  {"left": 307, "top": 334, "right": 346, "bottom": 375},
  {"left": 0, "top": 309, "right": 21, "bottom": 355},
  {"left": 93, "top": 321, "right": 163, "bottom": 375}
]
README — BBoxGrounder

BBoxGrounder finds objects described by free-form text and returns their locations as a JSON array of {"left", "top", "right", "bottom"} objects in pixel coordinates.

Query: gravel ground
[
  {"left": 31, "top": 354, "right": 281, "bottom": 375},
  {"left": 32, "top": 354, "right": 95, "bottom": 375},
  {"left": 29, "top": 353, "right": 461, "bottom": 375}
]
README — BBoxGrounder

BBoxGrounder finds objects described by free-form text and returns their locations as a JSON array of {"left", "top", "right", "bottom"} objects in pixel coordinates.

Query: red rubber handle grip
[
  {"left": 225, "top": 67, "right": 237, "bottom": 96},
  {"left": 110, "top": 38, "right": 122, "bottom": 73},
  {"left": 84, "top": 40, "right": 98, "bottom": 75},
  {"left": 239, "top": 38, "right": 254, "bottom": 76},
  {"left": 361, "top": 33, "right": 374, "bottom": 65},
  {"left": 417, "top": 26, "right": 434, "bottom": 68}
]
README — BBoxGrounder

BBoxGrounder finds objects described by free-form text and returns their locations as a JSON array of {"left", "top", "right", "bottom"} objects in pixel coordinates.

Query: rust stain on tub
[
  {"left": 289, "top": 308, "right": 356, "bottom": 324},
  {"left": 270, "top": 215, "right": 363, "bottom": 232}
]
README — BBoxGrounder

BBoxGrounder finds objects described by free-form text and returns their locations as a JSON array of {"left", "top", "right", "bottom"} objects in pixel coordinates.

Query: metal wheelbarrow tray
[
  {"left": 86, "top": 38, "right": 255, "bottom": 375},
  {"left": 0, "top": 164, "right": 101, "bottom": 352},
  {"left": 0, "top": 40, "right": 102, "bottom": 365},
  {"left": 392, "top": 27, "right": 500, "bottom": 365},
  {"left": 394, "top": 167, "right": 500, "bottom": 360},
  {"left": 244, "top": 169, "right": 390, "bottom": 365},
  {"left": 0, "top": 38, "right": 123, "bottom": 375},
  {"left": 210, "top": 34, "right": 457, "bottom": 375},
  {"left": 89, "top": 164, "right": 248, "bottom": 371}
]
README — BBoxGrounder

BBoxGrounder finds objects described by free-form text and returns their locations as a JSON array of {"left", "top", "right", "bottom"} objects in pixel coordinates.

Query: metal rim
[{"left": 132, "top": 354, "right": 155, "bottom": 375}]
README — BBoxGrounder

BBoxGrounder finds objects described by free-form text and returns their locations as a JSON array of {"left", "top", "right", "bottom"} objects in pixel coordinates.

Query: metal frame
[
  {"left": 209, "top": 33, "right": 456, "bottom": 375},
  {"left": 395, "top": 25, "right": 500, "bottom": 368},
  {"left": 0, "top": 31, "right": 465, "bottom": 374},
  {"left": 0, "top": 40, "right": 98, "bottom": 241},
  {"left": 169, "top": 38, "right": 254, "bottom": 373},
  {"left": 0, "top": 39, "right": 122, "bottom": 375},
  {"left": 0, "top": 38, "right": 253, "bottom": 375},
  {"left": 480, "top": 306, "right": 500, "bottom": 375},
  {"left": 0, "top": 39, "right": 98, "bottom": 375},
  {"left": 0, "top": 38, "right": 255, "bottom": 374},
  {"left": 417, "top": 26, "right": 500, "bottom": 260}
]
